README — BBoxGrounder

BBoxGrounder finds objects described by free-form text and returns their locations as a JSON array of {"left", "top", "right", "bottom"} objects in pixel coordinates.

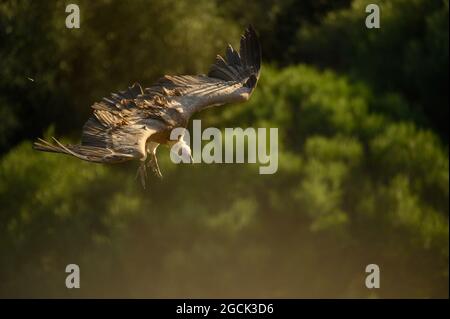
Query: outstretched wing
[
  {"left": 33, "top": 83, "right": 168, "bottom": 163},
  {"left": 142, "top": 25, "right": 262, "bottom": 117},
  {"left": 208, "top": 24, "right": 261, "bottom": 88},
  {"left": 34, "top": 26, "right": 262, "bottom": 163}
]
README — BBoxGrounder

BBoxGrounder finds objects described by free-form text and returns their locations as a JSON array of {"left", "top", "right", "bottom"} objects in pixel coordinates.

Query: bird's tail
[
  {"left": 33, "top": 137, "right": 132, "bottom": 163},
  {"left": 33, "top": 137, "right": 68, "bottom": 154}
]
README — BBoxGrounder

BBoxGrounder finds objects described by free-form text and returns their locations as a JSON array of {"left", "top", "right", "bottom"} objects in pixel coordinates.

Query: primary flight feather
[{"left": 33, "top": 26, "right": 261, "bottom": 187}]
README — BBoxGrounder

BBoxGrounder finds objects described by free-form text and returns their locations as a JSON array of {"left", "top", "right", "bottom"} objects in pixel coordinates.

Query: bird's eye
[{"left": 244, "top": 74, "right": 257, "bottom": 88}]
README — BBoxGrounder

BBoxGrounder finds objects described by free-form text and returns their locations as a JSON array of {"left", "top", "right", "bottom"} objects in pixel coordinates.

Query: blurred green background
[{"left": 0, "top": 0, "right": 448, "bottom": 298}]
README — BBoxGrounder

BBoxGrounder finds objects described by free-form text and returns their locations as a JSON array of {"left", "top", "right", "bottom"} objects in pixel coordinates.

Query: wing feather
[
  {"left": 33, "top": 26, "right": 262, "bottom": 164},
  {"left": 208, "top": 25, "right": 261, "bottom": 85},
  {"left": 140, "top": 26, "right": 262, "bottom": 115},
  {"left": 33, "top": 83, "right": 168, "bottom": 163}
]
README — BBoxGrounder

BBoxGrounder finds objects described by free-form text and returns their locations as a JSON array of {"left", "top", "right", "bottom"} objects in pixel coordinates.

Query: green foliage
[
  {"left": 218, "top": 0, "right": 449, "bottom": 140},
  {"left": 0, "top": 0, "right": 448, "bottom": 298},
  {"left": 294, "top": 0, "right": 449, "bottom": 140},
  {"left": 1, "top": 63, "right": 447, "bottom": 297}
]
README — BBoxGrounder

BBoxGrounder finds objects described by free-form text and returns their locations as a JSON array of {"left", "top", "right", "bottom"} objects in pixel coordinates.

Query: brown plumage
[{"left": 33, "top": 26, "right": 262, "bottom": 187}]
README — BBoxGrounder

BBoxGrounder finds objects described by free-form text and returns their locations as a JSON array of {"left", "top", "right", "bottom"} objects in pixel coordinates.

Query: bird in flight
[{"left": 34, "top": 26, "right": 261, "bottom": 187}]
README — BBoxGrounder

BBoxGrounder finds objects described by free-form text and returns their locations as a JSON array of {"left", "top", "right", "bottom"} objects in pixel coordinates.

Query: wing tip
[
  {"left": 246, "top": 24, "right": 256, "bottom": 35},
  {"left": 207, "top": 25, "right": 261, "bottom": 81},
  {"left": 240, "top": 25, "right": 261, "bottom": 69}
]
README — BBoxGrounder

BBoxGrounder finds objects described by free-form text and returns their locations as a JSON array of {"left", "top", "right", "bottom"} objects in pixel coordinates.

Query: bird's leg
[
  {"left": 147, "top": 152, "right": 163, "bottom": 179},
  {"left": 135, "top": 159, "right": 148, "bottom": 189}
]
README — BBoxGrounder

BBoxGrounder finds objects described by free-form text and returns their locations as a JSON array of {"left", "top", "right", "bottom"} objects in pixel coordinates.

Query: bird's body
[{"left": 34, "top": 26, "right": 261, "bottom": 187}]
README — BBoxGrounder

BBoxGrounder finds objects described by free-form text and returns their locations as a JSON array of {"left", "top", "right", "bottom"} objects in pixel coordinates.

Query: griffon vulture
[{"left": 33, "top": 26, "right": 261, "bottom": 187}]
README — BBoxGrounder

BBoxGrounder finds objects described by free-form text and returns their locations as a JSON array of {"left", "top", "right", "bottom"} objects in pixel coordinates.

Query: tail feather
[
  {"left": 33, "top": 138, "right": 67, "bottom": 154},
  {"left": 33, "top": 137, "right": 133, "bottom": 163}
]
